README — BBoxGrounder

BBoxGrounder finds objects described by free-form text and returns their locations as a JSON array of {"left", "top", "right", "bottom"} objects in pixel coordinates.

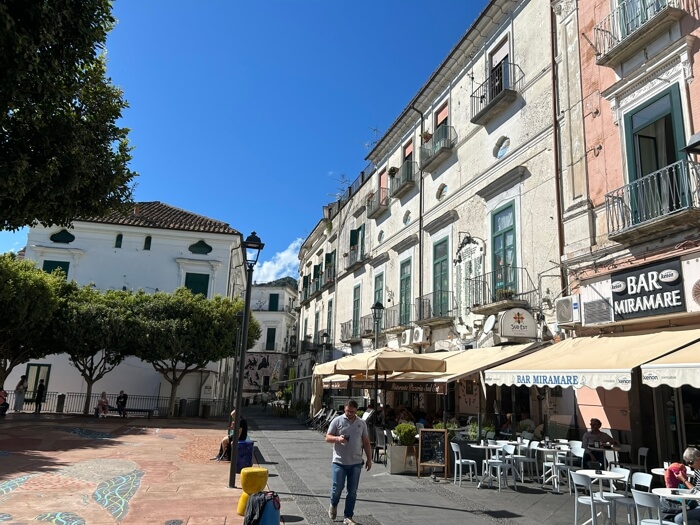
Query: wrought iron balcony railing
[
  {"left": 415, "top": 291, "right": 455, "bottom": 325},
  {"left": 389, "top": 161, "right": 418, "bottom": 199},
  {"left": 605, "top": 159, "right": 700, "bottom": 239},
  {"left": 344, "top": 246, "right": 365, "bottom": 272},
  {"left": 419, "top": 125, "right": 457, "bottom": 172},
  {"left": 340, "top": 319, "right": 361, "bottom": 342},
  {"left": 465, "top": 266, "right": 538, "bottom": 315},
  {"left": 382, "top": 302, "right": 413, "bottom": 332},
  {"left": 471, "top": 61, "right": 523, "bottom": 125},
  {"left": 322, "top": 265, "right": 336, "bottom": 289},
  {"left": 367, "top": 186, "right": 389, "bottom": 219},
  {"left": 594, "top": 0, "right": 688, "bottom": 65}
]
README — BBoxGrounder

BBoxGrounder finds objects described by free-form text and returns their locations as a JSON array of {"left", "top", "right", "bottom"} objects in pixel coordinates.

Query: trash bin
[
  {"left": 178, "top": 398, "right": 188, "bottom": 417},
  {"left": 237, "top": 440, "right": 255, "bottom": 473},
  {"left": 56, "top": 393, "right": 65, "bottom": 413},
  {"left": 201, "top": 404, "right": 211, "bottom": 419}
]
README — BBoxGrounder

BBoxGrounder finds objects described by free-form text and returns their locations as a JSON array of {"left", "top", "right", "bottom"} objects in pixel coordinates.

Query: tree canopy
[
  {"left": 0, "top": 0, "right": 136, "bottom": 231},
  {"left": 135, "top": 289, "right": 261, "bottom": 416},
  {"left": 0, "top": 253, "right": 66, "bottom": 385}
]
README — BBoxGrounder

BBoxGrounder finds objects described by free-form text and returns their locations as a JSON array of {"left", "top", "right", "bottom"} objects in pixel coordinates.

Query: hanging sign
[
  {"left": 611, "top": 258, "right": 685, "bottom": 321},
  {"left": 499, "top": 308, "right": 537, "bottom": 339}
]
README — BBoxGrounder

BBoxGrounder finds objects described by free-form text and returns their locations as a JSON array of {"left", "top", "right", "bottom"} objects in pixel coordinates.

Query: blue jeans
[
  {"left": 674, "top": 505, "right": 700, "bottom": 525},
  {"left": 330, "top": 462, "right": 362, "bottom": 519}
]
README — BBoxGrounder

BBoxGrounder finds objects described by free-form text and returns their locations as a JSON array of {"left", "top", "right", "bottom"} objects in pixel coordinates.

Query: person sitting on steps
[{"left": 211, "top": 408, "right": 248, "bottom": 461}]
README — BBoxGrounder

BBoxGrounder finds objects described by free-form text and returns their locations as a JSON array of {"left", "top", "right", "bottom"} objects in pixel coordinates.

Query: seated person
[
  {"left": 500, "top": 413, "right": 513, "bottom": 436},
  {"left": 0, "top": 386, "right": 8, "bottom": 417},
  {"left": 95, "top": 392, "right": 110, "bottom": 418},
  {"left": 116, "top": 390, "right": 128, "bottom": 418},
  {"left": 212, "top": 409, "right": 248, "bottom": 461},
  {"left": 662, "top": 447, "right": 700, "bottom": 525},
  {"left": 581, "top": 418, "right": 618, "bottom": 467},
  {"left": 384, "top": 409, "right": 398, "bottom": 430},
  {"left": 519, "top": 412, "right": 536, "bottom": 432}
]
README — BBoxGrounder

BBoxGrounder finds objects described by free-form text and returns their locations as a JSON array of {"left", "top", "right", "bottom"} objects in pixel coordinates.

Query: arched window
[
  {"left": 115, "top": 234, "right": 123, "bottom": 248},
  {"left": 144, "top": 236, "right": 152, "bottom": 250}
]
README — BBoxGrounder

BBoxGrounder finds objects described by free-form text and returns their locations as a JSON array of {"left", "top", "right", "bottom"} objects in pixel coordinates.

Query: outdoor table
[
  {"left": 470, "top": 443, "right": 503, "bottom": 488},
  {"left": 589, "top": 445, "right": 622, "bottom": 468},
  {"left": 651, "top": 466, "right": 693, "bottom": 477},
  {"left": 536, "top": 445, "right": 571, "bottom": 493},
  {"left": 578, "top": 469, "right": 626, "bottom": 525},
  {"left": 652, "top": 488, "right": 700, "bottom": 525}
]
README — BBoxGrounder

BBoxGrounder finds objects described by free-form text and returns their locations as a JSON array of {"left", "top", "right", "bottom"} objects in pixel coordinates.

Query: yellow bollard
[{"left": 236, "top": 467, "right": 269, "bottom": 516}]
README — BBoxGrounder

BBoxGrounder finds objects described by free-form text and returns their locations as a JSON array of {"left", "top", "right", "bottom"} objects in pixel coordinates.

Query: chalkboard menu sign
[{"left": 417, "top": 429, "right": 448, "bottom": 479}]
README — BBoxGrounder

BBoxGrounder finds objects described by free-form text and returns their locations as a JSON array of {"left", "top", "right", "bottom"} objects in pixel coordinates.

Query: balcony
[
  {"left": 340, "top": 320, "right": 361, "bottom": 343},
  {"left": 321, "top": 265, "right": 336, "bottom": 290},
  {"left": 389, "top": 161, "right": 419, "bottom": 199},
  {"left": 366, "top": 186, "right": 389, "bottom": 219},
  {"left": 605, "top": 159, "right": 700, "bottom": 242},
  {"left": 359, "top": 313, "right": 386, "bottom": 339},
  {"left": 383, "top": 303, "right": 413, "bottom": 333},
  {"left": 419, "top": 125, "right": 457, "bottom": 172},
  {"left": 343, "top": 247, "right": 365, "bottom": 273},
  {"left": 466, "top": 267, "right": 538, "bottom": 316},
  {"left": 471, "top": 61, "right": 523, "bottom": 126},
  {"left": 310, "top": 276, "right": 323, "bottom": 299},
  {"left": 415, "top": 291, "right": 456, "bottom": 327},
  {"left": 594, "top": 0, "right": 688, "bottom": 67}
]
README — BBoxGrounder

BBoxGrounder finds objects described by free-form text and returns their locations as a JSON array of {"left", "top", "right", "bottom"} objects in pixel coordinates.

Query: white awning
[
  {"left": 641, "top": 341, "right": 700, "bottom": 388},
  {"left": 484, "top": 327, "right": 700, "bottom": 391}
]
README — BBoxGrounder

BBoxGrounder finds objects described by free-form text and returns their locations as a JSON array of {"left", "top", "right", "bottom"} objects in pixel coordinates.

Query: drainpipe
[
  {"left": 550, "top": 7, "right": 567, "bottom": 295},
  {"left": 411, "top": 103, "right": 426, "bottom": 353}
]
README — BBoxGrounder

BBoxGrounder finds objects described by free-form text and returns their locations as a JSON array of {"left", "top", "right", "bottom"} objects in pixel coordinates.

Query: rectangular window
[
  {"left": 399, "top": 259, "right": 412, "bottom": 325},
  {"left": 144, "top": 236, "right": 152, "bottom": 250},
  {"left": 314, "top": 311, "right": 320, "bottom": 345},
  {"left": 435, "top": 103, "right": 449, "bottom": 127},
  {"left": 327, "top": 299, "right": 333, "bottom": 339},
  {"left": 269, "top": 293, "right": 279, "bottom": 312},
  {"left": 433, "top": 239, "right": 449, "bottom": 317},
  {"left": 352, "top": 285, "right": 361, "bottom": 338},
  {"left": 25, "top": 363, "right": 51, "bottom": 402},
  {"left": 42, "top": 260, "right": 69, "bottom": 277},
  {"left": 265, "top": 327, "right": 276, "bottom": 351},
  {"left": 349, "top": 224, "right": 365, "bottom": 259},
  {"left": 492, "top": 202, "right": 517, "bottom": 297},
  {"left": 184, "top": 272, "right": 209, "bottom": 297},
  {"left": 403, "top": 141, "right": 413, "bottom": 163}
]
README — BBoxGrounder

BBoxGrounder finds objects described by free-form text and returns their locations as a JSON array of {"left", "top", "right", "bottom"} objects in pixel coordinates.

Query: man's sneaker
[
  {"left": 343, "top": 518, "right": 357, "bottom": 525},
  {"left": 328, "top": 505, "right": 337, "bottom": 519}
]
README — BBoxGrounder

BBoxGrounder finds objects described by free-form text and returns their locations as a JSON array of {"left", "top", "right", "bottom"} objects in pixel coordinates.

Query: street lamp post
[
  {"left": 229, "top": 232, "right": 264, "bottom": 489},
  {"left": 321, "top": 331, "right": 330, "bottom": 363},
  {"left": 371, "top": 301, "right": 384, "bottom": 406}
]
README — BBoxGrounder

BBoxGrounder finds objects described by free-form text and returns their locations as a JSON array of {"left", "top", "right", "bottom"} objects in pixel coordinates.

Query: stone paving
[{"left": 0, "top": 406, "right": 633, "bottom": 525}]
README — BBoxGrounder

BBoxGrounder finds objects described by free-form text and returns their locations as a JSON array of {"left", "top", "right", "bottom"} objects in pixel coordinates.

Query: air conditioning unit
[
  {"left": 555, "top": 294, "right": 581, "bottom": 326},
  {"left": 412, "top": 326, "right": 431, "bottom": 345},
  {"left": 401, "top": 329, "right": 413, "bottom": 346}
]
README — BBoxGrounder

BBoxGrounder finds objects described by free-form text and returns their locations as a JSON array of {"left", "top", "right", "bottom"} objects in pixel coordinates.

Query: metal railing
[
  {"left": 415, "top": 291, "right": 455, "bottom": 322},
  {"left": 594, "top": 0, "right": 685, "bottom": 58},
  {"left": 346, "top": 247, "right": 365, "bottom": 269},
  {"left": 340, "top": 319, "right": 360, "bottom": 340},
  {"left": 465, "top": 266, "right": 538, "bottom": 308},
  {"left": 389, "top": 161, "right": 418, "bottom": 197},
  {"left": 322, "top": 265, "right": 336, "bottom": 287},
  {"left": 471, "top": 61, "right": 523, "bottom": 117},
  {"left": 606, "top": 159, "right": 700, "bottom": 236},
  {"left": 366, "top": 186, "right": 389, "bottom": 217},
  {"left": 3, "top": 391, "right": 232, "bottom": 418},
  {"left": 419, "top": 125, "right": 456, "bottom": 164},
  {"left": 359, "top": 313, "right": 383, "bottom": 336},
  {"left": 383, "top": 302, "right": 414, "bottom": 330}
]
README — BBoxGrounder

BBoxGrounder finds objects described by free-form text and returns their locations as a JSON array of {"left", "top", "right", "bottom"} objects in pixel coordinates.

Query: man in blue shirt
[{"left": 326, "top": 399, "right": 372, "bottom": 525}]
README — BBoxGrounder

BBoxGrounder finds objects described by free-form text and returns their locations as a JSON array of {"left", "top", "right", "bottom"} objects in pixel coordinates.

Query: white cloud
[
  {"left": 254, "top": 238, "right": 303, "bottom": 283},
  {"left": 0, "top": 227, "right": 28, "bottom": 254}
]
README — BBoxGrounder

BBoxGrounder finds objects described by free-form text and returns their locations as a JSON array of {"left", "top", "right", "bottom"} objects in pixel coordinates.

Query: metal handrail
[
  {"left": 415, "top": 291, "right": 455, "bottom": 322},
  {"left": 419, "top": 125, "right": 456, "bottom": 164},
  {"left": 465, "top": 266, "right": 538, "bottom": 308},
  {"left": 366, "top": 186, "right": 389, "bottom": 216},
  {"left": 605, "top": 159, "right": 700, "bottom": 235},
  {"left": 389, "top": 161, "right": 418, "bottom": 197},
  {"left": 471, "top": 61, "right": 524, "bottom": 117}
]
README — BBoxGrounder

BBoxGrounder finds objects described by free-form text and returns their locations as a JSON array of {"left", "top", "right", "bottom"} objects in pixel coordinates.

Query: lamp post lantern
[
  {"left": 229, "top": 232, "right": 264, "bottom": 489},
  {"left": 371, "top": 301, "right": 384, "bottom": 406},
  {"left": 321, "top": 331, "right": 330, "bottom": 363}
]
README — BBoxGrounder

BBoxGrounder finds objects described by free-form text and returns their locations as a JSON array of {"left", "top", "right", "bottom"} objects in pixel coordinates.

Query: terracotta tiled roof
[{"left": 78, "top": 202, "right": 240, "bottom": 235}]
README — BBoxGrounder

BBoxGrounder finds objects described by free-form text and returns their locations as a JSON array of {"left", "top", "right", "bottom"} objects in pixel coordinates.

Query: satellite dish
[{"left": 483, "top": 315, "right": 496, "bottom": 335}]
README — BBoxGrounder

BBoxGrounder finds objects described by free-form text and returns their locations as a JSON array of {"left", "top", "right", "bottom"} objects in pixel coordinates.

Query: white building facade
[{"left": 13, "top": 201, "right": 245, "bottom": 405}]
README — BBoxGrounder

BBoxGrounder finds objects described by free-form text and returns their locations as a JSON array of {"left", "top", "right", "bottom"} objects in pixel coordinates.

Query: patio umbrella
[{"left": 332, "top": 347, "right": 447, "bottom": 375}]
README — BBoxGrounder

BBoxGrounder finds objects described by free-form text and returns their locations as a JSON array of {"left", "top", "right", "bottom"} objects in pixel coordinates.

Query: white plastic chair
[
  {"left": 620, "top": 447, "right": 649, "bottom": 473},
  {"left": 487, "top": 444, "right": 518, "bottom": 491},
  {"left": 631, "top": 489, "right": 675, "bottom": 525},
  {"left": 570, "top": 471, "right": 614, "bottom": 525},
  {"left": 450, "top": 442, "right": 477, "bottom": 486}
]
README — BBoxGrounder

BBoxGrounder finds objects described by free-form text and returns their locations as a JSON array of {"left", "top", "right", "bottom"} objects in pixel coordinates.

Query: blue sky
[{"left": 1, "top": 0, "right": 488, "bottom": 282}]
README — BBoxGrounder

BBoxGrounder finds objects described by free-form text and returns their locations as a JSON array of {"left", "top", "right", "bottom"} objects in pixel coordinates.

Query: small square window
[{"left": 144, "top": 236, "right": 152, "bottom": 250}]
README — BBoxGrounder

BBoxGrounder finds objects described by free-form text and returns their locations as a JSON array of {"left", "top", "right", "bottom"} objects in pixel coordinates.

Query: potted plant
[
  {"left": 387, "top": 422, "right": 418, "bottom": 475},
  {"left": 495, "top": 288, "right": 515, "bottom": 301},
  {"left": 421, "top": 130, "right": 433, "bottom": 142},
  {"left": 388, "top": 166, "right": 399, "bottom": 177}
]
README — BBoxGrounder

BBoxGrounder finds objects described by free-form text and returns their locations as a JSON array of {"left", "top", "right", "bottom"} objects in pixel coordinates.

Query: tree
[
  {"left": 50, "top": 286, "right": 138, "bottom": 414},
  {"left": 0, "top": 253, "right": 64, "bottom": 385},
  {"left": 136, "top": 289, "right": 261, "bottom": 417},
  {"left": 0, "top": 0, "right": 136, "bottom": 231}
]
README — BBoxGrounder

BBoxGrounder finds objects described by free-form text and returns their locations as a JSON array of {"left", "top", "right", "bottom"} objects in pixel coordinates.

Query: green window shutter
[
  {"left": 400, "top": 259, "right": 412, "bottom": 325},
  {"left": 352, "top": 285, "right": 361, "bottom": 337},
  {"left": 327, "top": 299, "right": 333, "bottom": 336},
  {"left": 42, "top": 260, "right": 70, "bottom": 277},
  {"left": 349, "top": 228, "right": 359, "bottom": 250},
  {"left": 359, "top": 224, "right": 366, "bottom": 257},
  {"left": 269, "top": 293, "right": 279, "bottom": 311},
  {"left": 115, "top": 234, "right": 122, "bottom": 248},
  {"left": 185, "top": 273, "right": 210, "bottom": 297},
  {"left": 265, "top": 328, "right": 276, "bottom": 351}
]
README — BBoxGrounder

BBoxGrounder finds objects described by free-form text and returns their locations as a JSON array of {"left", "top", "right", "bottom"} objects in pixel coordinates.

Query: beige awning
[
  {"left": 333, "top": 347, "right": 447, "bottom": 374},
  {"left": 484, "top": 327, "right": 700, "bottom": 391},
  {"left": 641, "top": 341, "right": 700, "bottom": 388}
]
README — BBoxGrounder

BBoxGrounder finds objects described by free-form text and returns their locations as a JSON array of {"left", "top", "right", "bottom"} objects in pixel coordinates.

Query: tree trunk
[
  {"left": 168, "top": 383, "right": 178, "bottom": 418},
  {"left": 82, "top": 380, "right": 95, "bottom": 415}
]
